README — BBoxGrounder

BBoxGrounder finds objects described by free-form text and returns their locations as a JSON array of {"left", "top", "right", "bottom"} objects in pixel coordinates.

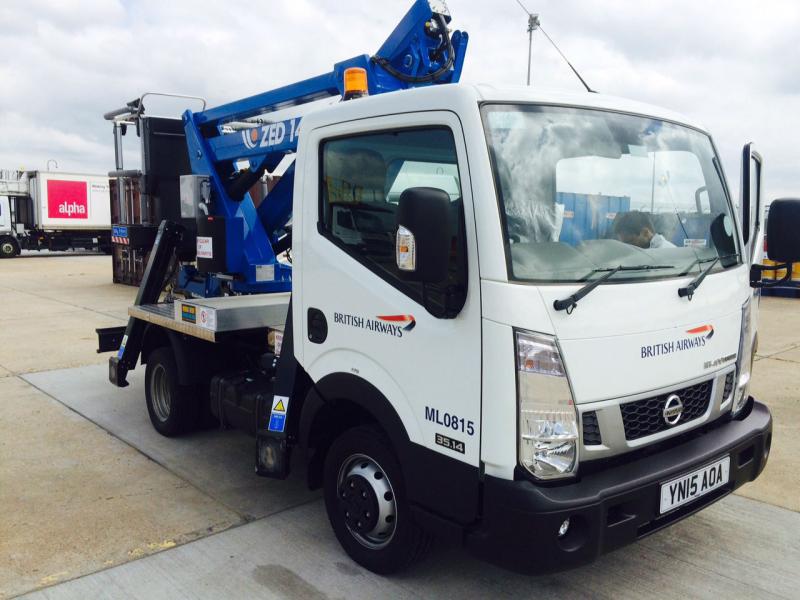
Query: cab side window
[{"left": 320, "top": 127, "right": 467, "bottom": 315}]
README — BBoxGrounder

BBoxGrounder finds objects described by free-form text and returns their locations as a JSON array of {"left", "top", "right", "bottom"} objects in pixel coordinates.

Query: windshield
[{"left": 482, "top": 104, "right": 740, "bottom": 283}]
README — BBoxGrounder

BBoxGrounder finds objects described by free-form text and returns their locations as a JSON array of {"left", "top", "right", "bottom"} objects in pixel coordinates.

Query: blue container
[{"left": 557, "top": 192, "right": 631, "bottom": 245}]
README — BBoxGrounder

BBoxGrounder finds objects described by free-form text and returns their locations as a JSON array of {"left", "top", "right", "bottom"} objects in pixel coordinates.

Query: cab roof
[
  {"left": 301, "top": 82, "right": 708, "bottom": 135},
  {"left": 470, "top": 83, "right": 707, "bottom": 133}
]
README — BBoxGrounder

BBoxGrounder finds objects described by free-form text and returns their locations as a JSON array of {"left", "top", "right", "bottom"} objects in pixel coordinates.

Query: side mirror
[
  {"left": 766, "top": 198, "right": 800, "bottom": 262},
  {"left": 750, "top": 198, "right": 800, "bottom": 288},
  {"left": 395, "top": 187, "right": 450, "bottom": 283}
]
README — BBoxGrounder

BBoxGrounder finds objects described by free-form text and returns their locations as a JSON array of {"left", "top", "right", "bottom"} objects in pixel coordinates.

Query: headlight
[
  {"left": 732, "top": 298, "right": 753, "bottom": 416},
  {"left": 516, "top": 330, "right": 579, "bottom": 480}
]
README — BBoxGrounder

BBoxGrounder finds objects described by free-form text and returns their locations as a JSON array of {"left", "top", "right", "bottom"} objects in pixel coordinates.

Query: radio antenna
[
  {"left": 515, "top": 0, "right": 539, "bottom": 85},
  {"left": 513, "top": 1, "right": 596, "bottom": 93}
]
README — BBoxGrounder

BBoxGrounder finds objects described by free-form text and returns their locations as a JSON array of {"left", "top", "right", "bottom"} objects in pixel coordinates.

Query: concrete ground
[{"left": 1, "top": 255, "right": 799, "bottom": 598}]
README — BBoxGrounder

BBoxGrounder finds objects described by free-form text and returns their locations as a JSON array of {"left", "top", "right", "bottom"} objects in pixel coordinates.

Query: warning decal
[
  {"left": 181, "top": 304, "right": 197, "bottom": 323},
  {"left": 268, "top": 395, "right": 290, "bottom": 433}
]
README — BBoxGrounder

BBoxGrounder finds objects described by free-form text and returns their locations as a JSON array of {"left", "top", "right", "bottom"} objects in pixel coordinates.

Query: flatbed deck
[{"left": 128, "top": 293, "right": 290, "bottom": 343}]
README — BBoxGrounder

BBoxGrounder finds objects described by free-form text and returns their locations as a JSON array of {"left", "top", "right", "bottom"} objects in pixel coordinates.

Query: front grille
[
  {"left": 723, "top": 372, "right": 735, "bottom": 401},
  {"left": 582, "top": 411, "right": 602, "bottom": 445},
  {"left": 620, "top": 380, "right": 713, "bottom": 441}
]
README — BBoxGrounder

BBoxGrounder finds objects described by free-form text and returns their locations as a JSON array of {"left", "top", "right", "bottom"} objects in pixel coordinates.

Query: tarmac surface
[{"left": 1, "top": 255, "right": 799, "bottom": 598}]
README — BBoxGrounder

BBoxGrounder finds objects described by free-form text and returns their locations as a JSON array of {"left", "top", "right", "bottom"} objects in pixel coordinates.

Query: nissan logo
[{"left": 663, "top": 394, "right": 684, "bottom": 426}]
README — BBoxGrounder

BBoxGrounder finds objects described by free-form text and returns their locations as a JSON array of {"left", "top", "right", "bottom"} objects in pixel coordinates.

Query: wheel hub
[
  {"left": 150, "top": 363, "right": 171, "bottom": 422},
  {"left": 340, "top": 474, "right": 380, "bottom": 533},
  {"left": 337, "top": 454, "right": 397, "bottom": 549}
]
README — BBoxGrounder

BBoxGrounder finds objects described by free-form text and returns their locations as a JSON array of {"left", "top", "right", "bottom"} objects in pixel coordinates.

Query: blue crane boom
[{"left": 178, "top": 0, "right": 468, "bottom": 296}]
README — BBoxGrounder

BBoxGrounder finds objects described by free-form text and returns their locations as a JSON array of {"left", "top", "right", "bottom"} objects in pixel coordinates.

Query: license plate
[{"left": 659, "top": 456, "right": 730, "bottom": 514}]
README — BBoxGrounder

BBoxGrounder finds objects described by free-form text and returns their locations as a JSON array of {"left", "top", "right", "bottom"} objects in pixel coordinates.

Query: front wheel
[
  {"left": 0, "top": 237, "right": 20, "bottom": 258},
  {"left": 144, "top": 346, "right": 199, "bottom": 436},
  {"left": 323, "top": 425, "right": 432, "bottom": 574}
]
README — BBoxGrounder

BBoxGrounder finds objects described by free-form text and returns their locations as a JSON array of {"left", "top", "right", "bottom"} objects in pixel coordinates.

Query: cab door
[
  {"left": 741, "top": 143, "right": 764, "bottom": 266},
  {"left": 295, "top": 111, "right": 482, "bottom": 520},
  {"left": 740, "top": 143, "right": 763, "bottom": 386}
]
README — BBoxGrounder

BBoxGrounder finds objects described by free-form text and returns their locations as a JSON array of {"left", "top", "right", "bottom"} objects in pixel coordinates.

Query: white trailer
[{"left": 0, "top": 170, "right": 111, "bottom": 257}]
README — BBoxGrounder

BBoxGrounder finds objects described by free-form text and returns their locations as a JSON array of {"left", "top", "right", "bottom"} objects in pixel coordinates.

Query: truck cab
[
  {"left": 0, "top": 195, "right": 11, "bottom": 236},
  {"left": 289, "top": 83, "right": 777, "bottom": 572},
  {"left": 0, "top": 194, "right": 24, "bottom": 258}
]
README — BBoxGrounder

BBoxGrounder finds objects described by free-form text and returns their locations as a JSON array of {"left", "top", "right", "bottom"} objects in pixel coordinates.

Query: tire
[
  {"left": 0, "top": 237, "right": 20, "bottom": 258},
  {"left": 323, "top": 425, "right": 432, "bottom": 574},
  {"left": 144, "top": 346, "right": 199, "bottom": 436}
]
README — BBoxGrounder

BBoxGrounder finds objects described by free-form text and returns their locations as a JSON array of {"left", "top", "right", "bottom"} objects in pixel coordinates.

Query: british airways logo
[
  {"left": 377, "top": 315, "right": 416, "bottom": 332},
  {"left": 333, "top": 312, "right": 416, "bottom": 338},
  {"left": 641, "top": 325, "right": 715, "bottom": 359}
]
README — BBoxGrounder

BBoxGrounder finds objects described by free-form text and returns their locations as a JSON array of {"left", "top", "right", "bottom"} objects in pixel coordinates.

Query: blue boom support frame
[{"left": 179, "top": 0, "right": 468, "bottom": 295}]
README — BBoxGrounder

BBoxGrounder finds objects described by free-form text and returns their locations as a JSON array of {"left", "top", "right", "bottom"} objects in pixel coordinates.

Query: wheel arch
[
  {"left": 140, "top": 324, "right": 169, "bottom": 366},
  {"left": 299, "top": 371, "right": 480, "bottom": 525},
  {"left": 141, "top": 325, "right": 214, "bottom": 387},
  {"left": 300, "top": 372, "right": 411, "bottom": 490}
]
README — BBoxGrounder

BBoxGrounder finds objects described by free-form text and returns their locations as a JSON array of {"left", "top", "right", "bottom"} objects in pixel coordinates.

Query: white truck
[
  {"left": 0, "top": 170, "right": 111, "bottom": 258},
  {"left": 98, "top": 1, "right": 800, "bottom": 575}
]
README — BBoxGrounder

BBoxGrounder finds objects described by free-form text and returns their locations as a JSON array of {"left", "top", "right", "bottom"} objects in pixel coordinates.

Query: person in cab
[{"left": 613, "top": 211, "right": 677, "bottom": 249}]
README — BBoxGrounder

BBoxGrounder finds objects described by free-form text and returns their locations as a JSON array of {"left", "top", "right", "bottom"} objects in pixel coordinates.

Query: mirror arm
[
  {"left": 421, "top": 283, "right": 465, "bottom": 319},
  {"left": 750, "top": 262, "right": 796, "bottom": 288},
  {"left": 421, "top": 283, "right": 448, "bottom": 319}
]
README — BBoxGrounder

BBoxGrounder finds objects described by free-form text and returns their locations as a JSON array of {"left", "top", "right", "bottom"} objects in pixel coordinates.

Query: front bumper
[{"left": 466, "top": 398, "right": 772, "bottom": 574}]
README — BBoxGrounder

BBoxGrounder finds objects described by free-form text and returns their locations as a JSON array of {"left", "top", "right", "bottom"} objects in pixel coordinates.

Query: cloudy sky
[{"left": 1, "top": 0, "right": 798, "bottom": 202}]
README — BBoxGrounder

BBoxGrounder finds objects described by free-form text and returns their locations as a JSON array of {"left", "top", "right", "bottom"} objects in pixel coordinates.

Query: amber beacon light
[{"left": 343, "top": 67, "right": 369, "bottom": 100}]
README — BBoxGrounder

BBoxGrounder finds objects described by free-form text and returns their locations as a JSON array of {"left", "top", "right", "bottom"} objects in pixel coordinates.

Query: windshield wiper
[
  {"left": 678, "top": 253, "right": 739, "bottom": 300},
  {"left": 554, "top": 264, "right": 675, "bottom": 313},
  {"left": 677, "top": 253, "right": 739, "bottom": 277}
]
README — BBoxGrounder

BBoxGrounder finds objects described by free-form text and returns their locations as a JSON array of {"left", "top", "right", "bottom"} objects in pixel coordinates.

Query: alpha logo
[
  {"left": 58, "top": 202, "right": 86, "bottom": 217},
  {"left": 376, "top": 314, "right": 416, "bottom": 332},
  {"left": 641, "top": 324, "right": 715, "bottom": 359},
  {"left": 333, "top": 312, "right": 415, "bottom": 338},
  {"left": 47, "top": 180, "right": 88, "bottom": 220},
  {"left": 662, "top": 394, "right": 684, "bottom": 425}
]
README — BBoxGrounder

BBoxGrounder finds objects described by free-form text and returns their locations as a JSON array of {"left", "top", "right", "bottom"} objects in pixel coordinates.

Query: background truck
[
  {"left": 97, "top": 0, "right": 800, "bottom": 575},
  {"left": 0, "top": 169, "right": 111, "bottom": 258}
]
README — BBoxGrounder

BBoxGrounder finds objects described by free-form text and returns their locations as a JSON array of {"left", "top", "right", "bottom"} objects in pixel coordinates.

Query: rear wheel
[
  {"left": 323, "top": 425, "right": 432, "bottom": 574},
  {"left": 0, "top": 237, "right": 19, "bottom": 258},
  {"left": 144, "top": 346, "right": 199, "bottom": 436}
]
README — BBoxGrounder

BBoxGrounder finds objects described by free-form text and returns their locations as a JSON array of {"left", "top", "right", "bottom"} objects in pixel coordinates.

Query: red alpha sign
[{"left": 47, "top": 180, "right": 88, "bottom": 219}]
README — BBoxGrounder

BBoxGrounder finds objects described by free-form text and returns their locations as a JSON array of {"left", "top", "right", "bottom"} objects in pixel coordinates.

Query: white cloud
[{"left": 1, "top": 0, "right": 797, "bottom": 201}]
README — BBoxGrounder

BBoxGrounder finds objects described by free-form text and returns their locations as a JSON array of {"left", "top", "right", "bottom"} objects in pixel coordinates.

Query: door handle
[{"left": 307, "top": 308, "right": 328, "bottom": 344}]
